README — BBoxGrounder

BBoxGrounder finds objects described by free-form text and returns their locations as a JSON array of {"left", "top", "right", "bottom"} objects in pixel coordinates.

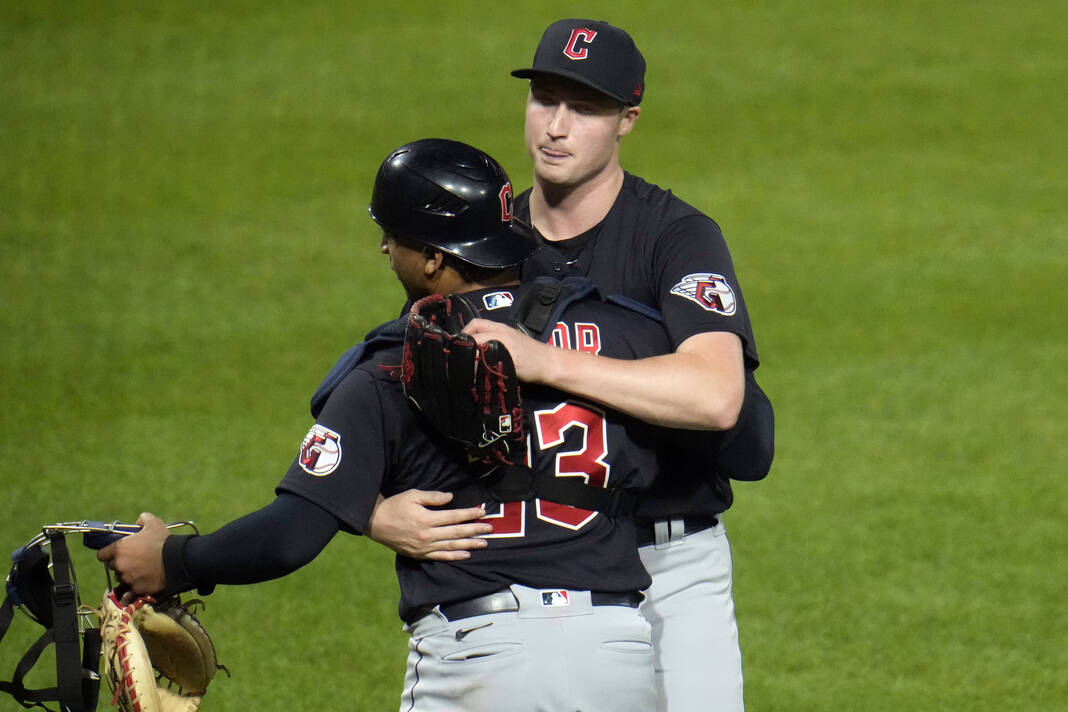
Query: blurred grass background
[{"left": 2, "top": 1, "right": 1065, "bottom": 710}]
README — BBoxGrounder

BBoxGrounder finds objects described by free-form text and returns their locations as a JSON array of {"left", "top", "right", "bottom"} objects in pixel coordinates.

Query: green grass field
[{"left": 2, "top": 1, "right": 1065, "bottom": 710}]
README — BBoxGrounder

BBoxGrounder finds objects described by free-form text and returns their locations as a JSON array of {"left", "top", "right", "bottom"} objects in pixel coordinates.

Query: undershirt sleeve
[{"left": 161, "top": 492, "right": 341, "bottom": 596}]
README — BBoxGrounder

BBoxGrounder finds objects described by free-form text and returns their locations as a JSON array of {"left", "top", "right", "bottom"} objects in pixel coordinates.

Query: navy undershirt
[{"left": 162, "top": 493, "right": 339, "bottom": 595}]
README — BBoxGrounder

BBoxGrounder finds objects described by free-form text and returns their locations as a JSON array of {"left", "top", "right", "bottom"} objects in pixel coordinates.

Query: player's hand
[
  {"left": 367, "top": 490, "right": 492, "bottom": 561},
  {"left": 462, "top": 318, "right": 558, "bottom": 383},
  {"left": 96, "top": 512, "right": 169, "bottom": 599}
]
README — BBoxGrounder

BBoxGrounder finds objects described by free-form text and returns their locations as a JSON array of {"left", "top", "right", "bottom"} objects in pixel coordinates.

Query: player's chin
[{"left": 533, "top": 161, "right": 576, "bottom": 187}]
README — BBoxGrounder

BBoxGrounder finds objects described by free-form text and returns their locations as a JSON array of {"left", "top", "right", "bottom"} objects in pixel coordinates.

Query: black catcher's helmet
[{"left": 369, "top": 138, "right": 540, "bottom": 268}]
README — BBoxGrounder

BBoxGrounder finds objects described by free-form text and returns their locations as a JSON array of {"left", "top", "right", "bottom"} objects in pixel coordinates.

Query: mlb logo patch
[
  {"left": 498, "top": 414, "right": 512, "bottom": 433},
  {"left": 483, "top": 291, "right": 515, "bottom": 310},
  {"left": 541, "top": 590, "right": 570, "bottom": 607}
]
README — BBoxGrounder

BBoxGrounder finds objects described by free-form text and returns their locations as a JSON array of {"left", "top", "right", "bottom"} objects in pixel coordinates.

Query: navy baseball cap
[{"left": 512, "top": 19, "right": 646, "bottom": 106}]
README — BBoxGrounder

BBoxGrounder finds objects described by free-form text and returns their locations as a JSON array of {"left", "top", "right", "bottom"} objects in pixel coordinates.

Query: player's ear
[
  {"left": 424, "top": 249, "right": 445, "bottom": 276},
  {"left": 618, "top": 106, "right": 640, "bottom": 138}
]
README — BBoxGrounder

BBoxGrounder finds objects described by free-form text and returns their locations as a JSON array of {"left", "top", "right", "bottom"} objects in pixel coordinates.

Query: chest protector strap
[{"left": 508, "top": 276, "right": 601, "bottom": 340}]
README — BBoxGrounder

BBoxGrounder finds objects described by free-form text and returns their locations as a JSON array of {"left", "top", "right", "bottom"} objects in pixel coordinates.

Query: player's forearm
[
  {"left": 463, "top": 319, "right": 745, "bottom": 430},
  {"left": 163, "top": 493, "right": 340, "bottom": 595},
  {"left": 540, "top": 342, "right": 744, "bottom": 430}
]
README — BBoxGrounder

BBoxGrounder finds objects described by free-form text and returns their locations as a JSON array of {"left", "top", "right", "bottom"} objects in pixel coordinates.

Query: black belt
[
  {"left": 417, "top": 589, "right": 644, "bottom": 624},
  {"left": 635, "top": 515, "right": 719, "bottom": 548}
]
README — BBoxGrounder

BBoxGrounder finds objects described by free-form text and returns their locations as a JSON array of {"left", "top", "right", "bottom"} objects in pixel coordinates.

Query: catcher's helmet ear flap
[{"left": 368, "top": 138, "right": 540, "bottom": 268}]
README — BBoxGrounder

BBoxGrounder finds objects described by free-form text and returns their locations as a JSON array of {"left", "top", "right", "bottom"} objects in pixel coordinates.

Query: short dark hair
[{"left": 439, "top": 251, "right": 518, "bottom": 285}]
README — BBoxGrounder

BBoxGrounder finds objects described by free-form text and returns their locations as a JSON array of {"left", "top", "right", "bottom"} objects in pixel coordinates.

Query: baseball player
[
  {"left": 482, "top": 20, "right": 768, "bottom": 711},
  {"left": 99, "top": 138, "right": 695, "bottom": 712},
  {"left": 368, "top": 20, "right": 773, "bottom": 712}
]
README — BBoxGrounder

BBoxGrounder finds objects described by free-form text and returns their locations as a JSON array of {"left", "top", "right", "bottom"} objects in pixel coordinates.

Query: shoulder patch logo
[
  {"left": 482, "top": 291, "right": 515, "bottom": 310},
  {"left": 670, "top": 273, "right": 737, "bottom": 316},
  {"left": 299, "top": 424, "right": 342, "bottom": 476}
]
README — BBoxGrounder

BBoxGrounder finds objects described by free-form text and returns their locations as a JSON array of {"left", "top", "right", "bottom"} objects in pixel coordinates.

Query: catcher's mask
[
  {"left": 368, "top": 138, "right": 540, "bottom": 269},
  {"left": 2, "top": 532, "right": 100, "bottom": 712},
  {"left": 2, "top": 521, "right": 192, "bottom": 712}
]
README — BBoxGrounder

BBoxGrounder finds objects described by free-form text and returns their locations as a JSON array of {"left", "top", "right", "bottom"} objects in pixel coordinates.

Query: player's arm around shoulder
[
  {"left": 674, "top": 330, "right": 745, "bottom": 428},
  {"left": 462, "top": 318, "right": 744, "bottom": 431}
]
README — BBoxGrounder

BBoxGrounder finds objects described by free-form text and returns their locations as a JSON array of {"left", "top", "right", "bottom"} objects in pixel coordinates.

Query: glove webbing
[{"left": 449, "top": 464, "right": 638, "bottom": 516}]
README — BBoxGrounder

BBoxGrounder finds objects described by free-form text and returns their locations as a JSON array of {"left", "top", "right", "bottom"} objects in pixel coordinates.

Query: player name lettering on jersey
[
  {"left": 670, "top": 273, "right": 737, "bottom": 316},
  {"left": 550, "top": 321, "right": 602, "bottom": 354},
  {"left": 298, "top": 424, "right": 342, "bottom": 476}
]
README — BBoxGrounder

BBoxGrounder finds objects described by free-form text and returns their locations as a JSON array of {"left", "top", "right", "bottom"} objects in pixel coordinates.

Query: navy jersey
[
  {"left": 277, "top": 284, "right": 671, "bottom": 621},
  {"left": 517, "top": 173, "right": 760, "bottom": 519},
  {"left": 520, "top": 172, "right": 758, "bottom": 366}
]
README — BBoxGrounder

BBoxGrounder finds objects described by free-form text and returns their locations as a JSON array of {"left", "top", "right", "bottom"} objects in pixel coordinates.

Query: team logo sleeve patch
[
  {"left": 669, "top": 273, "right": 738, "bottom": 315},
  {"left": 298, "top": 424, "right": 343, "bottom": 476}
]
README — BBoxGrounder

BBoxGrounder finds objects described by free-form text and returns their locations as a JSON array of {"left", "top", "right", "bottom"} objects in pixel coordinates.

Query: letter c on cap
[{"left": 563, "top": 28, "right": 598, "bottom": 60}]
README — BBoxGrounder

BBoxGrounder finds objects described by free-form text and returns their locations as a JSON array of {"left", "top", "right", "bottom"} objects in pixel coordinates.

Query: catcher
[{"left": 98, "top": 138, "right": 705, "bottom": 711}]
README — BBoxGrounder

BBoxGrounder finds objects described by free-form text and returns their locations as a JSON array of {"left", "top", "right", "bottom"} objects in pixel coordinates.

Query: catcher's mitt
[
  {"left": 402, "top": 293, "right": 526, "bottom": 465},
  {"left": 96, "top": 590, "right": 225, "bottom": 712}
]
